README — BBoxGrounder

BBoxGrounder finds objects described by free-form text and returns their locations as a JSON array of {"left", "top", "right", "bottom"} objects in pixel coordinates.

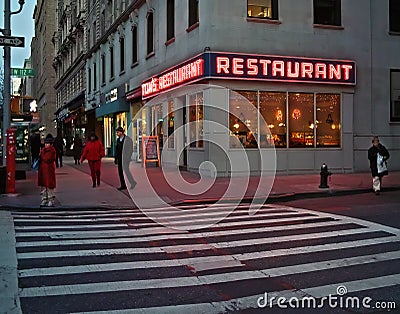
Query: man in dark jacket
[
  {"left": 115, "top": 127, "right": 136, "bottom": 190},
  {"left": 368, "top": 136, "right": 390, "bottom": 195}
]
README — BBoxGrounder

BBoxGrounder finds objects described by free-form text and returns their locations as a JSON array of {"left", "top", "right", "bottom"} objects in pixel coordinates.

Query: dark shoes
[
  {"left": 375, "top": 190, "right": 380, "bottom": 195},
  {"left": 117, "top": 186, "right": 127, "bottom": 191},
  {"left": 92, "top": 183, "right": 96, "bottom": 188}
]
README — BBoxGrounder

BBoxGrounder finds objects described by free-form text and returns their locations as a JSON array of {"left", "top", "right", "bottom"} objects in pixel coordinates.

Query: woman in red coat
[
  {"left": 38, "top": 134, "right": 56, "bottom": 207},
  {"left": 80, "top": 133, "right": 105, "bottom": 187}
]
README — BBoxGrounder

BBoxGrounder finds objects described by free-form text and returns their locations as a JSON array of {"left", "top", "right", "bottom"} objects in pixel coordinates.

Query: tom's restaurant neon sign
[{"left": 141, "top": 52, "right": 356, "bottom": 99}]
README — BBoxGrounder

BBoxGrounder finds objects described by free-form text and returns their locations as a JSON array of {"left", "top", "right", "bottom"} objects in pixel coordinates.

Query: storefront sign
[
  {"left": 141, "top": 52, "right": 356, "bottom": 99},
  {"left": 142, "top": 57, "right": 205, "bottom": 99},
  {"left": 105, "top": 88, "right": 118, "bottom": 104},
  {"left": 57, "top": 108, "right": 70, "bottom": 121}
]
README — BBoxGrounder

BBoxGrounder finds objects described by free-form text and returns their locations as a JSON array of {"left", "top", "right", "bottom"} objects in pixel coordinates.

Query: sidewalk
[{"left": 1, "top": 156, "right": 399, "bottom": 209}]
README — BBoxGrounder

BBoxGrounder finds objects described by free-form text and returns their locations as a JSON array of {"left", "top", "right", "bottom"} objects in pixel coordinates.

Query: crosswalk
[{"left": 12, "top": 204, "right": 400, "bottom": 313}]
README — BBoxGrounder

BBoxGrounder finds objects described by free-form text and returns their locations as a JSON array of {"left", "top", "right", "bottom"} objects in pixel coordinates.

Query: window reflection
[
  {"left": 289, "top": 93, "right": 314, "bottom": 148},
  {"left": 316, "top": 93, "right": 340, "bottom": 147},
  {"left": 259, "top": 92, "right": 286, "bottom": 148},
  {"left": 229, "top": 91, "right": 258, "bottom": 148}
]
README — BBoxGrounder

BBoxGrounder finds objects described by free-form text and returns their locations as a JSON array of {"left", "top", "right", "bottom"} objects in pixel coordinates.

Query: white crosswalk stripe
[{"left": 13, "top": 204, "right": 400, "bottom": 313}]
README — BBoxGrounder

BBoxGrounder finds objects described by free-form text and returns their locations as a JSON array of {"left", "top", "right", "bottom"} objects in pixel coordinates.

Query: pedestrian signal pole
[{"left": 1, "top": 0, "right": 25, "bottom": 166}]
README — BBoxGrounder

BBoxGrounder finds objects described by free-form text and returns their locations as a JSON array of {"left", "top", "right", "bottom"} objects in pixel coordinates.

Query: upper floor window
[
  {"left": 120, "top": 37, "right": 125, "bottom": 73},
  {"left": 147, "top": 11, "right": 154, "bottom": 55},
  {"left": 167, "top": 0, "right": 175, "bottom": 41},
  {"left": 88, "top": 67, "right": 92, "bottom": 92},
  {"left": 110, "top": 46, "right": 115, "bottom": 79},
  {"left": 389, "top": 0, "right": 400, "bottom": 33},
  {"left": 313, "top": 0, "right": 341, "bottom": 26},
  {"left": 247, "top": 0, "right": 278, "bottom": 20},
  {"left": 188, "top": 0, "right": 199, "bottom": 27},
  {"left": 132, "top": 25, "right": 138, "bottom": 64},
  {"left": 93, "top": 62, "right": 97, "bottom": 91},
  {"left": 391, "top": 70, "right": 400, "bottom": 122},
  {"left": 101, "top": 54, "right": 106, "bottom": 85}
]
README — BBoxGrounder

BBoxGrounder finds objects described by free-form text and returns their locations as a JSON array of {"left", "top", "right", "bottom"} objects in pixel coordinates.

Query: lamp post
[{"left": 1, "top": 0, "right": 25, "bottom": 165}]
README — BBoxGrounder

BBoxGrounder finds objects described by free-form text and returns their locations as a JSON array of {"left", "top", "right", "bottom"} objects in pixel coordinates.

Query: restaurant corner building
[{"left": 84, "top": 0, "right": 400, "bottom": 176}]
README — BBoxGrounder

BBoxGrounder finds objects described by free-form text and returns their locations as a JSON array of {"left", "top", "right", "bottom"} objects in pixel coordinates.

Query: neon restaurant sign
[{"left": 141, "top": 52, "right": 356, "bottom": 99}]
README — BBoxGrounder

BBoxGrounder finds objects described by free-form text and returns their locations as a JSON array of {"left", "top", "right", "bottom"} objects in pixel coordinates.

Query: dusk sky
[{"left": 0, "top": 0, "right": 36, "bottom": 68}]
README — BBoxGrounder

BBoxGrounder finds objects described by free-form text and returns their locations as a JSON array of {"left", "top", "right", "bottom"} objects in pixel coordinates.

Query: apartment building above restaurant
[{"left": 83, "top": 0, "right": 400, "bottom": 174}]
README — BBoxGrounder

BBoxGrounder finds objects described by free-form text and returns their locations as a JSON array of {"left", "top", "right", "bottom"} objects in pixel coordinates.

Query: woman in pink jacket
[{"left": 80, "top": 133, "right": 105, "bottom": 187}]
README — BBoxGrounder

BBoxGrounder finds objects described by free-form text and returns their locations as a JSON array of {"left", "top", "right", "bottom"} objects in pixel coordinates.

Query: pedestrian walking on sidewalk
[
  {"left": 54, "top": 133, "right": 64, "bottom": 168},
  {"left": 368, "top": 136, "right": 390, "bottom": 195},
  {"left": 115, "top": 127, "right": 136, "bottom": 190},
  {"left": 80, "top": 132, "right": 105, "bottom": 188},
  {"left": 73, "top": 134, "right": 83, "bottom": 165},
  {"left": 38, "top": 134, "right": 57, "bottom": 207}
]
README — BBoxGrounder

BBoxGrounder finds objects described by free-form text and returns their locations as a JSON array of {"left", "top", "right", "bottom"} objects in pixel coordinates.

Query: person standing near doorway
[
  {"left": 115, "top": 127, "right": 136, "bottom": 190},
  {"left": 80, "top": 133, "right": 105, "bottom": 188},
  {"left": 368, "top": 136, "right": 390, "bottom": 195}
]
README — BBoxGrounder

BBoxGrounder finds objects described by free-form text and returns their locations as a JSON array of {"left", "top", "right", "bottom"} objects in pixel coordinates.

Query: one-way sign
[{"left": 0, "top": 36, "right": 25, "bottom": 47}]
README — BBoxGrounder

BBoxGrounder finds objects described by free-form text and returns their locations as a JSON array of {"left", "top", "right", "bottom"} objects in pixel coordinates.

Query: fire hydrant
[{"left": 319, "top": 163, "right": 332, "bottom": 188}]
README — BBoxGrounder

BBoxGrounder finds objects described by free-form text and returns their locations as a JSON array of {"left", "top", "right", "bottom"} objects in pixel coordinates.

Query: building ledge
[
  {"left": 313, "top": 24, "right": 344, "bottom": 30},
  {"left": 165, "top": 37, "right": 175, "bottom": 46},
  {"left": 186, "top": 22, "right": 199, "bottom": 33},
  {"left": 246, "top": 17, "right": 281, "bottom": 25}
]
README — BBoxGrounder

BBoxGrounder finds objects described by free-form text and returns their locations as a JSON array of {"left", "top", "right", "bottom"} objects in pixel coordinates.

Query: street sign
[
  {"left": 0, "top": 36, "right": 25, "bottom": 47},
  {"left": 11, "top": 68, "right": 35, "bottom": 77}
]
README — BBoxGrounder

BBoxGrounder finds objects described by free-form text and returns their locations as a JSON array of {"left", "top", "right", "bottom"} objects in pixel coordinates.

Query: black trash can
[{"left": 0, "top": 166, "right": 6, "bottom": 194}]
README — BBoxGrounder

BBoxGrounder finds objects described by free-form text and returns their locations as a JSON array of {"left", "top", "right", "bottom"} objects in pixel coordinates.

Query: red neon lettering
[
  {"left": 217, "top": 57, "right": 230, "bottom": 74},
  {"left": 329, "top": 64, "right": 341, "bottom": 80},
  {"left": 287, "top": 62, "right": 300, "bottom": 78},
  {"left": 341, "top": 65, "right": 353, "bottom": 80},
  {"left": 247, "top": 59, "right": 258, "bottom": 75},
  {"left": 315, "top": 63, "right": 327, "bottom": 79},
  {"left": 301, "top": 62, "right": 313, "bottom": 78},
  {"left": 272, "top": 61, "right": 285, "bottom": 77},
  {"left": 259, "top": 59, "right": 272, "bottom": 75},
  {"left": 232, "top": 58, "right": 244, "bottom": 75}
]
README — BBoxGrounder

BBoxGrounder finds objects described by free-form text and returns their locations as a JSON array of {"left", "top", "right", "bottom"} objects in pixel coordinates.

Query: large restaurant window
[
  {"left": 167, "top": 100, "right": 175, "bottom": 149},
  {"left": 229, "top": 91, "right": 341, "bottom": 149},
  {"left": 188, "top": 0, "right": 199, "bottom": 28},
  {"left": 313, "top": 0, "right": 341, "bottom": 26},
  {"left": 289, "top": 93, "right": 314, "bottom": 148},
  {"left": 167, "top": 0, "right": 175, "bottom": 41},
  {"left": 189, "top": 92, "right": 203, "bottom": 148},
  {"left": 247, "top": 0, "right": 279, "bottom": 20},
  {"left": 259, "top": 92, "right": 286, "bottom": 148},
  {"left": 316, "top": 94, "right": 341, "bottom": 147},
  {"left": 391, "top": 70, "right": 400, "bottom": 122},
  {"left": 229, "top": 91, "right": 258, "bottom": 148},
  {"left": 389, "top": 0, "right": 400, "bottom": 33}
]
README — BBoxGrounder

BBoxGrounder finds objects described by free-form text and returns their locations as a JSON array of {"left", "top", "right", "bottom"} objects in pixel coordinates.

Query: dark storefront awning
[{"left": 95, "top": 98, "right": 129, "bottom": 118}]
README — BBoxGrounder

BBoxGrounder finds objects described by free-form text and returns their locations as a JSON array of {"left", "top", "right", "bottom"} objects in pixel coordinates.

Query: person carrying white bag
[{"left": 368, "top": 136, "right": 390, "bottom": 195}]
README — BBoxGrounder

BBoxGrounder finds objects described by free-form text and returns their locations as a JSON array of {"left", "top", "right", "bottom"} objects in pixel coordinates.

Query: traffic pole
[{"left": 2, "top": 0, "right": 11, "bottom": 166}]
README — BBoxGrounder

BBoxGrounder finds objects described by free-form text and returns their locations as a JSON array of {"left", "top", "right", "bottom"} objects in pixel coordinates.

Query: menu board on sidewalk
[{"left": 142, "top": 136, "right": 160, "bottom": 167}]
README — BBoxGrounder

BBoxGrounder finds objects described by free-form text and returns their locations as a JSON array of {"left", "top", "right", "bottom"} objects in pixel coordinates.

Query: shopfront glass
[
  {"left": 229, "top": 90, "right": 341, "bottom": 149},
  {"left": 189, "top": 92, "right": 204, "bottom": 148},
  {"left": 288, "top": 93, "right": 314, "bottom": 148},
  {"left": 167, "top": 100, "right": 175, "bottom": 149}
]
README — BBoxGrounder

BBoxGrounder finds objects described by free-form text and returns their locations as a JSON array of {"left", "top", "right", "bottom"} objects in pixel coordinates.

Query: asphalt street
[{"left": 11, "top": 200, "right": 400, "bottom": 313}]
